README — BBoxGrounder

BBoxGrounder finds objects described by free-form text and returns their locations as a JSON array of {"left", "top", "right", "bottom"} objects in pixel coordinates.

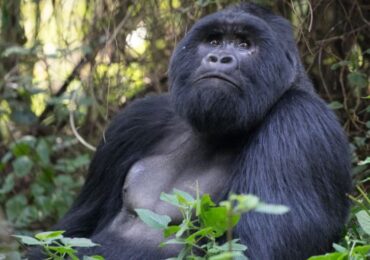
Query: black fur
[{"left": 28, "top": 3, "right": 351, "bottom": 260}]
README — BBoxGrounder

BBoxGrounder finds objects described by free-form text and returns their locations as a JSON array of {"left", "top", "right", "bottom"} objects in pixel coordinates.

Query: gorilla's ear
[
  {"left": 285, "top": 49, "right": 296, "bottom": 68},
  {"left": 285, "top": 49, "right": 299, "bottom": 84}
]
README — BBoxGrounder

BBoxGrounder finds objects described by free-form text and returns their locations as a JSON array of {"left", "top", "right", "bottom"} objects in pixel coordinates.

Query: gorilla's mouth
[{"left": 194, "top": 74, "right": 239, "bottom": 89}]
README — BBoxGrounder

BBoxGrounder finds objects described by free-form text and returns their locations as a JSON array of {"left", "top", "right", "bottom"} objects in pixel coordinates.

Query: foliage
[
  {"left": 135, "top": 189, "right": 289, "bottom": 259},
  {"left": 0, "top": 136, "right": 89, "bottom": 229},
  {"left": 0, "top": 0, "right": 369, "bottom": 259},
  {"left": 13, "top": 230, "right": 104, "bottom": 260},
  {"left": 308, "top": 184, "right": 370, "bottom": 260}
]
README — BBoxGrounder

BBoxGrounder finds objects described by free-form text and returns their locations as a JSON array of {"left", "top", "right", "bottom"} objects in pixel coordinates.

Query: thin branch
[{"left": 69, "top": 91, "right": 96, "bottom": 151}]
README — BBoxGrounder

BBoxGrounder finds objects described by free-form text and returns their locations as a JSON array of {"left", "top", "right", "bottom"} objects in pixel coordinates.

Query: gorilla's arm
[
  {"left": 231, "top": 89, "right": 351, "bottom": 260},
  {"left": 55, "top": 95, "right": 173, "bottom": 237}
]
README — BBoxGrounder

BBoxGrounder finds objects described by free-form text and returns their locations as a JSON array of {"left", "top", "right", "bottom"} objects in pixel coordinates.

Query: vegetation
[
  {"left": 0, "top": 0, "right": 369, "bottom": 259},
  {"left": 135, "top": 190, "right": 288, "bottom": 259},
  {"left": 13, "top": 231, "right": 103, "bottom": 260}
]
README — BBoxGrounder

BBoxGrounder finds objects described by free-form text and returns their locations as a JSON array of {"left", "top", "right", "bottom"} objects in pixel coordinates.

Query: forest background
[{"left": 0, "top": 0, "right": 369, "bottom": 259}]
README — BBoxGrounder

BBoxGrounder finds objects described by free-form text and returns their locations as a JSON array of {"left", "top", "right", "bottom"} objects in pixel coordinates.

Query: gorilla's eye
[
  {"left": 238, "top": 40, "right": 251, "bottom": 49},
  {"left": 210, "top": 39, "right": 221, "bottom": 46},
  {"left": 207, "top": 33, "right": 222, "bottom": 46}
]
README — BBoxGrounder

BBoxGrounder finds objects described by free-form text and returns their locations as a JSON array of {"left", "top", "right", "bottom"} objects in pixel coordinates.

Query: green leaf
[
  {"left": 164, "top": 225, "right": 181, "bottom": 238},
  {"left": 217, "top": 239, "right": 247, "bottom": 251},
  {"left": 61, "top": 238, "right": 99, "bottom": 247},
  {"left": 10, "top": 109, "right": 37, "bottom": 125},
  {"left": 173, "top": 189, "right": 195, "bottom": 202},
  {"left": 201, "top": 194, "right": 216, "bottom": 208},
  {"left": 67, "top": 252, "right": 80, "bottom": 260},
  {"left": 200, "top": 194, "right": 216, "bottom": 216},
  {"left": 0, "top": 174, "right": 15, "bottom": 194},
  {"left": 230, "top": 194, "right": 260, "bottom": 213},
  {"left": 1, "top": 151, "right": 12, "bottom": 163},
  {"left": 35, "top": 230, "right": 65, "bottom": 240},
  {"left": 328, "top": 101, "right": 344, "bottom": 110},
  {"left": 160, "top": 192, "right": 181, "bottom": 207},
  {"left": 355, "top": 210, "right": 370, "bottom": 235},
  {"left": 332, "top": 243, "right": 347, "bottom": 253},
  {"left": 352, "top": 245, "right": 370, "bottom": 254},
  {"left": 359, "top": 157, "right": 370, "bottom": 165},
  {"left": 254, "top": 203, "right": 290, "bottom": 215},
  {"left": 135, "top": 208, "right": 171, "bottom": 229},
  {"left": 83, "top": 256, "right": 105, "bottom": 260},
  {"left": 209, "top": 251, "right": 247, "bottom": 260},
  {"left": 36, "top": 139, "right": 50, "bottom": 165},
  {"left": 159, "top": 239, "right": 185, "bottom": 248},
  {"left": 12, "top": 235, "right": 43, "bottom": 245},
  {"left": 330, "top": 61, "right": 349, "bottom": 70},
  {"left": 185, "top": 227, "right": 213, "bottom": 244},
  {"left": 11, "top": 137, "right": 36, "bottom": 156},
  {"left": 5, "top": 195, "right": 27, "bottom": 224},
  {"left": 47, "top": 246, "right": 76, "bottom": 254},
  {"left": 348, "top": 72, "right": 368, "bottom": 89},
  {"left": 200, "top": 206, "right": 236, "bottom": 238},
  {"left": 12, "top": 156, "right": 33, "bottom": 177},
  {"left": 308, "top": 252, "right": 347, "bottom": 260}
]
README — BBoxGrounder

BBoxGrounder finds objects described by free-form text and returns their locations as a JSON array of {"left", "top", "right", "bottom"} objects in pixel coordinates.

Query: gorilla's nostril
[
  {"left": 220, "top": 56, "right": 233, "bottom": 64},
  {"left": 208, "top": 55, "right": 218, "bottom": 63}
]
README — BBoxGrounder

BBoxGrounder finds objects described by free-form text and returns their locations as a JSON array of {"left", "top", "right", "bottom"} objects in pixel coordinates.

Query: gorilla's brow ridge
[{"left": 191, "top": 13, "right": 271, "bottom": 41}]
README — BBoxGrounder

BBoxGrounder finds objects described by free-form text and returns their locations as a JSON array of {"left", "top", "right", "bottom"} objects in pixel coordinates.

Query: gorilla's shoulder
[
  {"left": 279, "top": 89, "right": 331, "bottom": 111},
  {"left": 124, "top": 93, "right": 171, "bottom": 113},
  {"left": 105, "top": 94, "right": 174, "bottom": 137},
  {"left": 271, "top": 89, "right": 342, "bottom": 130}
]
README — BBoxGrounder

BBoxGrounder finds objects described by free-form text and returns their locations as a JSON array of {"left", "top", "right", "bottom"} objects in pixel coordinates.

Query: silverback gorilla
[{"left": 30, "top": 3, "right": 351, "bottom": 260}]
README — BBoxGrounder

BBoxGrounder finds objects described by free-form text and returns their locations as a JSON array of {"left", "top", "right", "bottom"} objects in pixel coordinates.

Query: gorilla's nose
[{"left": 203, "top": 52, "right": 237, "bottom": 71}]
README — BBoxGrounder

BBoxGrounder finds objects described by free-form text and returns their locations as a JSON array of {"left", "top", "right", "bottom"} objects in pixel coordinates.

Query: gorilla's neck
[
  {"left": 187, "top": 122, "right": 249, "bottom": 149},
  {"left": 170, "top": 113, "right": 248, "bottom": 149},
  {"left": 199, "top": 131, "right": 248, "bottom": 150}
]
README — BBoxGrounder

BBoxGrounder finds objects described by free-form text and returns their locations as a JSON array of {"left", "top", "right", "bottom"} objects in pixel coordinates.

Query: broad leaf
[
  {"left": 254, "top": 203, "right": 290, "bottom": 215},
  {"left": 352, "top": 245, "right": 370, "bottom": 254},
  {"left": 36, "top": 139, "right": 50, "bottom": 165},
  {"left": 217, "top": 239, "right": 247, "bottom": 251},
  {"left": 209, "top": 251, "right": 247, "bottom": 260},
  {"left": 61, "top": 238, "right": 99, "bottom": 247},
  {"left": 13, "top": 235, "right": 43, "bottom": 245},
  {"left": 35, "top": 230, "right": 65, "bottom": 240},
  {"left": 355, "top": 210, "right": 370, "bottom": 235},
  {"left": 185, "top": 227, "right": 213, "bottom": 244},
  {"left": 230, "top": 194, "right": 259, "bottom": 212},
  {"left": 359, "top": 157, "right": 370, "bottom": 165},
  {"left": 12, "top": 156, "right": 33, "bottom": 177},
  {"left": 328, "top": 101, "right": 343, "bottom": 110},
  {"left": 160, "top": 192, "right": 181, "bottom": 207},
  {"left": 135, "top": 208, "right": 171, "bottom": 229},
  {"left": 200, "top": 207, "right": 239, "bottom": 238},
  {"left": 83, "top": 256, "right": 105, "bottom": 260},
  {"left": 159, "top": 239, "right": 185, "bottom": 248},
  {"left": 164, "top": 225, "right": 181, "bottom": 238},
  {"left": 173, "top": 189, "right": 195, "bottom": 203},
  {"left": 47, "top": 246, "right": 76, "bottom": 254},
  {"left": 308, "top": 252, "right": 347, "bottom": 260},
  {"left": 332, "top": 243, "right": 347, "bottom": 253}
]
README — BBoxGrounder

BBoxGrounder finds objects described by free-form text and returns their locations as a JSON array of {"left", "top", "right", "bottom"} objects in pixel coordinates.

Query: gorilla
[{"left": 30, "top": 3, "right": 351, "bottom": 260}]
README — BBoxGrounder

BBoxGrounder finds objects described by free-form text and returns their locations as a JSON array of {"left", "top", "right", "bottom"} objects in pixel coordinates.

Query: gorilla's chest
[{"left": 123, "top": 133, "right": 234, "bottom": 222}]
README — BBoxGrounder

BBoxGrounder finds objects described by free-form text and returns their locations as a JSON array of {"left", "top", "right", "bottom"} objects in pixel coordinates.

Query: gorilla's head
[{"left": 169, "top": 3, "right": 304, "bottom": 137}]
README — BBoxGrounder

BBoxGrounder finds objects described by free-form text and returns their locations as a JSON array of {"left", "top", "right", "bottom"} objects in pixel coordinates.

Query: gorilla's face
[{"left": 169, "top": 6, "right": 298, "bottom": 136}]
